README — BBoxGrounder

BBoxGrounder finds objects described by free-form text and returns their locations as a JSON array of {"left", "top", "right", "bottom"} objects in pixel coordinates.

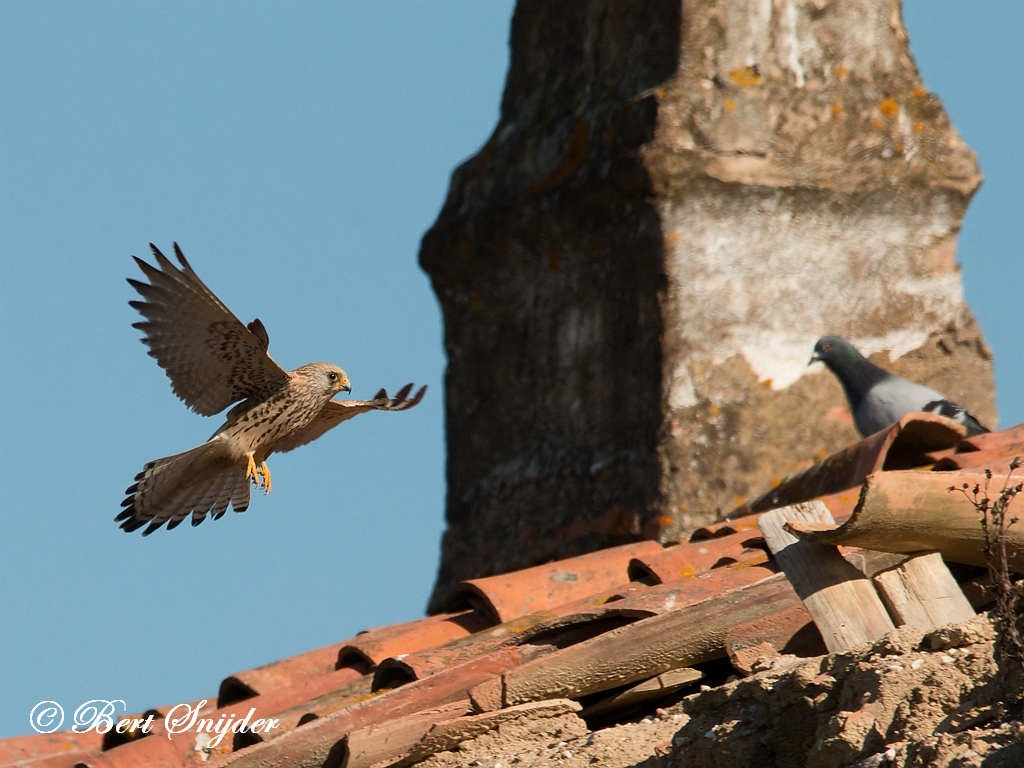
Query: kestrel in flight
[{"left": 117, "top": 243, "right": 426, "bottom": 535}]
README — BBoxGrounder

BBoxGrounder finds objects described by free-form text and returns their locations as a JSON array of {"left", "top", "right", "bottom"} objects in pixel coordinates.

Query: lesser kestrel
[{"left": 117, "top": 243, "right": 425, "bottom": 535}]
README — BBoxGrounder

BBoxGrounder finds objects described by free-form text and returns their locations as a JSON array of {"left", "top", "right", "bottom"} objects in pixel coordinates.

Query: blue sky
[{"left": 0, "top": 1, "right": 1020, "bottom": 739}]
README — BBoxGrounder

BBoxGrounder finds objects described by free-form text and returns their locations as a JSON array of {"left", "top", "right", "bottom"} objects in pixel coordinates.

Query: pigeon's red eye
[{"left": 824, "top": 343, "right": 832, "bottom": 350}]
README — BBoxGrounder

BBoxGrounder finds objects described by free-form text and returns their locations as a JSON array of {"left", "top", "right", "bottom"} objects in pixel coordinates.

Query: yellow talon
[
  {"left": 259, "top": 461, "right": 272, "bottom": 494},
  {"left": 245, "top": 453, "right": 260, "bottom": 487},
  {"left": 245, "top": 454, "right": 271, "bottom": 493}
]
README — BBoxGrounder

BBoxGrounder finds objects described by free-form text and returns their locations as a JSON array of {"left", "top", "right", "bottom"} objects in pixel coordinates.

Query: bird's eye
[
  {"left": 328, "top": 372, "right": 337, "bottom": 381},
  {"left": 823, "top": 343, "right": 832, "bottom": 351}
]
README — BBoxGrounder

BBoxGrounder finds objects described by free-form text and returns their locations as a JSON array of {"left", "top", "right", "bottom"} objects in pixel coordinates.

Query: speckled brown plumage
[{"left": 117, "top": 243, "right": 426, "bottom": 535}]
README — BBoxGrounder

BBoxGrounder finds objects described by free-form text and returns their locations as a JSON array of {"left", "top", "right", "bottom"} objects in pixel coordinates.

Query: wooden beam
[
  {"left": 758, "top": 502, "right": 895, "bottom": 653},
  {"left": 580, "top": 668, "right": 703, "bottom": 718},
  {"left": 872, "top": 552, "right": 976, "bottom": 629}
]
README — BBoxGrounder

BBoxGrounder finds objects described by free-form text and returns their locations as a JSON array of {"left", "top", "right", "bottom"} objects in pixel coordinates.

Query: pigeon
[{"left": 810, "top": 335, "right": 990, "bottom": 437}]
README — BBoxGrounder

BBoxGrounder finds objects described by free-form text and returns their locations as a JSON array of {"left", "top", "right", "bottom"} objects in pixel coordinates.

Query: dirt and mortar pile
[{"left": 408, "top": 614, "right": 1022, "bottom": 768}]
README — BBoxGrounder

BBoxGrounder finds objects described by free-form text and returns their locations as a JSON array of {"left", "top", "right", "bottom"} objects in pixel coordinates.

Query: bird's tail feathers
[{"left": 117, "top": 441, "right": 250, "bottom": 535}]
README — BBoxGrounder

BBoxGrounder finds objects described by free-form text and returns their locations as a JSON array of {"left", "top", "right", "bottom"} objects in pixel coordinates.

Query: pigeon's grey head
[{"left": 809, "top": 335, "right": 865, "bottom": 371}]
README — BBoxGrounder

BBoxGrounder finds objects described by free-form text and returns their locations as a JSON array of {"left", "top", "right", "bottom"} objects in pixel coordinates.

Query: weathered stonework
[{"left": 421, "top": 0, "right": 995, "bottom": 612}]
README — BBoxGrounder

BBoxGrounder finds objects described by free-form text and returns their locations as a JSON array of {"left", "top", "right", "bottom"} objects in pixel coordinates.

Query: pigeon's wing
[
  {"left": 923, "top": 399, "right": 990, "bottom": 436},
  {"left": 128, "top": 243, "right": 290, "bottom": 416},
  {"left": 275, "top": 384, "right": 427, "bottom": 453},
  {"left": 856, "top": 377, "right": 943, "bottom": 436},
  {"left": 861, "top": 376, "right": 989, "bottom": 437}
]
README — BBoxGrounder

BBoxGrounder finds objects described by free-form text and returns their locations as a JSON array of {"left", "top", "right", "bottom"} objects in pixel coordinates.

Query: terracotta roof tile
[
  {"left": 728, "top": 412, "right": 967, "bottom": 518},
  {"left": 497, "top": 573, "right": 797, "bottom": 706},
  {"left": 929, "top": 422, "right": 1024, "bottom": 471},
  {"left": 206, "top": 647, "right": 526, "bottom": 768},
  {"left": 230, "top": 672, "right": 376, "bottom": 752},
  {"left": 628, "top": 529, "right": 768, "bottom": 584},
  {"left": 218, "top": 638, "right": 363, "bottom": 707},
  {"left": 689, "top": 514, "right": 762, "bottom": 540},
  {"left": 9, "top": 421, "right": 1020, "bottom": 768},
  {"left": 339, "top": 610, "right": 494, "bottom": 669},
  {"left": 9, "top": 751, "right": 104, "bottom": 768},
  {"left": 0, "top": 731, "right": 101, "bottom": 766},
  {"left": 447, "top": 541, "right": 664, "bottom": 622},
  {"left": 725, "top": 603, "right": 824, "bottom": 673},
  {"left": 785, "top": 467, "right": 1024, "bottom": 571}
]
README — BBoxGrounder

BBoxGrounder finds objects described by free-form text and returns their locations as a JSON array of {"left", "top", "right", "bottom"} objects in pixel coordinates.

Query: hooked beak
[{"left": 341, "top": 377, "right": 352, "bottom": 393}]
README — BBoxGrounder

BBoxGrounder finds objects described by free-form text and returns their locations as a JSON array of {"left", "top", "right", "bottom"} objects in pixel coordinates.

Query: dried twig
[{"left": 950, "top": 457, "right": 1024, "bottom": 669}]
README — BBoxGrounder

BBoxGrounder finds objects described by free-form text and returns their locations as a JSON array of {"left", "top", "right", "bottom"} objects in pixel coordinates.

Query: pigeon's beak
[{"left": 808, "top": 352, "right": 821, "bottom": 366}]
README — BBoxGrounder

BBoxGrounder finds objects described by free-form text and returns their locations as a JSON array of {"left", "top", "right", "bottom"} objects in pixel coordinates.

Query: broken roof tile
[
  {"left": 499, "top": 572, "right": 798, "bottom": 706},
  {"left": 785, "top": 468, "right": 1024, "bottom": 571},
  {"left": 728, "top": 413, "right": 967, "bottom": 518}
]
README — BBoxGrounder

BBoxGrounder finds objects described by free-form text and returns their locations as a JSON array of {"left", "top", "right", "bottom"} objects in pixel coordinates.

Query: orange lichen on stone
[
  {"left": 708, "top": 403, "right": 722, "bottom": 417},
  {"left": 723, "top": 98, "right": 736, "bottom": 112},
  {"left": 914, "top": 122, "right": 925, "bottom": 132},
  {"left": 912, "top": 86, "right": 928, "bottom": 97},
  {"left": 872, "top": 119, "right": 884, "bottom": 130},
  {"left": 834, "top": 65, "right": 849, "bottom": 78},
  {"left": 880, "top": 99, "right": 899, "bottom": 116},
  {"left": 831, "top": 104, "right": 844, "bottom": 116},
  {"left": 729, "top": 66, "right": 763, "bottom": 87}
]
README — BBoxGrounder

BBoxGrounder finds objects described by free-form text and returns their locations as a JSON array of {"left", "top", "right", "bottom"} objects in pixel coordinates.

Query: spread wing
[
  {"left": 128, "top": 243, "right": 290, "bottom": 416},
  {"left": 275, "top": 383, "right": 427, "bottom": 453}
]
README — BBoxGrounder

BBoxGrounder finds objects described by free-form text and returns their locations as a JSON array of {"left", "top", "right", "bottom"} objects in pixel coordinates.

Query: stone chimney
[{"left": 421, "top": 0, "right": 995, "bottom": 613}]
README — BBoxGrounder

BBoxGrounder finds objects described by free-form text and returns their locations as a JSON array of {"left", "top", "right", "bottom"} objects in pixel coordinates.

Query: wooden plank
[
  {"left": 758, "top": 502, "right": 895, "bottom": 653},
  {"left": 580, "top": 668, "right": 703, "bottom": 718},
  {"left": 499, "top": 572, "right": 800, "bottom": 706},
  {"left": 872, "top": 551, "right": 976, "bottom": 629}
]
